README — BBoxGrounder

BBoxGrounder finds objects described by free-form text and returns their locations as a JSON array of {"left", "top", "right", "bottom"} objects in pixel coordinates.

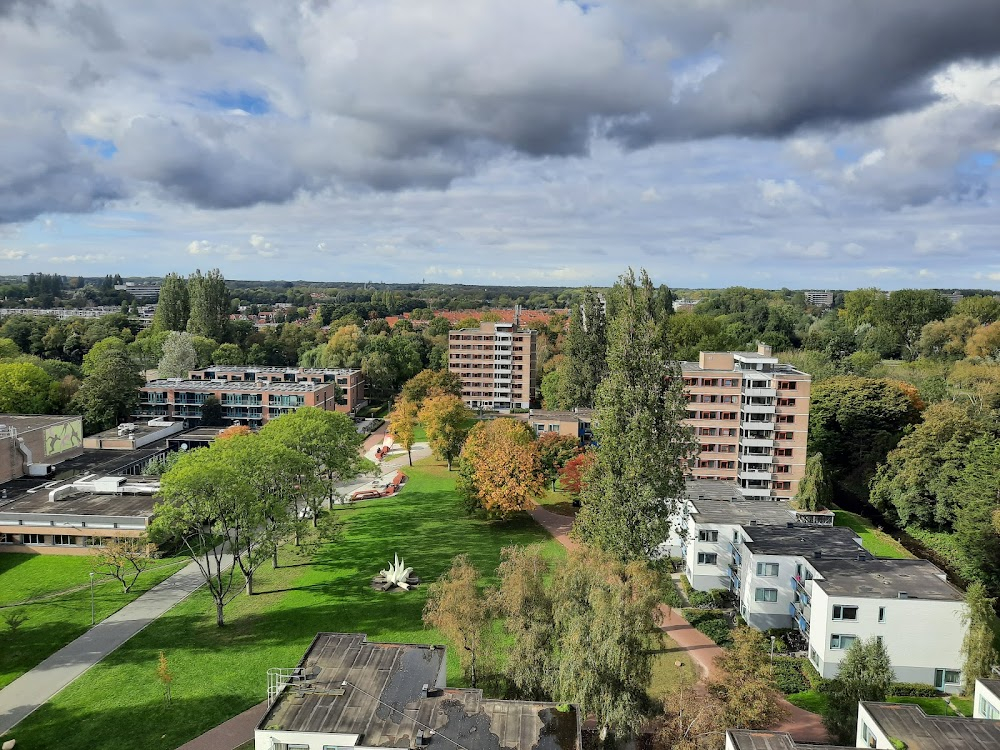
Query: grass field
[
  {"left": 0, "top": 553, "right": 190, "bottom": 690},
  {"left": 950, "top": 696, "right": 974, "bottom": 717},
  {"left": 533, "top": 486, "right": 579, "bottom": 517},
  {"left": 787, "top": 690, "right": 828, "bottom": 714},
  {"left": 887, "top": 696, "right": 955, "bottom": 715},
  {"left": 832, "top": 507, "right": 914, "bottom": 559},
  {"left": 1, "top": 457, "right": 566, "bottom": 750},
  {"left": 648, "top": 638, "right": 699, "bottom": 699}
]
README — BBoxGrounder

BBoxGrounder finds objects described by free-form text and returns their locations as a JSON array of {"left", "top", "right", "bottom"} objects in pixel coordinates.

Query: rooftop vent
[
  {"left": 814, "top": 550, "right": 822, "bottom": 559},
  {"left": 898, "top": 592, "right": 908, "bottom": 599},
  {"left": 421, "top": 683, "right": 429, "bottom": 698},
  {"left": 786, "top": 522, "right": 794, "bottom": 528}
]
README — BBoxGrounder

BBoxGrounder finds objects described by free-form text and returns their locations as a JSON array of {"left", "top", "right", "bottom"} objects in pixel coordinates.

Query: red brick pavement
[{"left": 174, "top": 701, "right": 267, "bottom": 750}]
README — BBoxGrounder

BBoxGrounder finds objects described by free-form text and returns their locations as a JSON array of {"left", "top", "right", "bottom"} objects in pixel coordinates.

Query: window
[
  {"left": 755, "top": 587, "right": 778, "bottom": 602},
  {"left": 861, "top": 723, "right": 875, "bottom": 747},
  {"left": 23, "top": 533, "right": 44, "bottom": 545},
  {"left": 756, "top": 562, "right": 779, "bottom": 577},
  {"left": 809, "top": 646, "right": 819, "bottom": 667},
  {"left": 775, "top": 464, "right": 790, "bottom": 473},
  {"left": 830, "top": 634, "right": 857, "bottom": 650},
  {"left": 778, "top": 397, "right": 796, "bottom": 406},
  {"left": 832, "top": 605, "right": 858, "bottom": 621},
  {"left": 776, "top": 414, "right": 795, "bottom": 424},
  {"left": 698, "top": 530, "right": 719, "bottom": 542},
  {"left": 878, "top": 606, "right": 886, "bottom": 623},
  {"left": 53, "top": 535, "right": 76, "bottom": 546},
  {"left": 778, "top": 381, "right": 797, "bottom": 390},
  {"left": 697, "top": 552, "right": 718, "bottom": 565},
  {"left": 979, "top": 696, "right": 1000, "bottom": 720},
  {"left": 775, "top": 448, "right": 793, "bottom": 457},
  {"left": 0, "top": 533, "right": 9, "bottom": 545},
  {"left": 934, "top": 669, "right": 961, "bottom": 688},
  {"left": 776, "top": 431, "right": 793, "bottom": 440}
]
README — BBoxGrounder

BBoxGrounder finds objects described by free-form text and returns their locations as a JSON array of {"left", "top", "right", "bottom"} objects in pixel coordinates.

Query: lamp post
[
  {"left": 89, "top": 571, "right": 95, "bottom": 626},
  {"left": 770, "top": 635, "right": 776, "bottom": 663}
]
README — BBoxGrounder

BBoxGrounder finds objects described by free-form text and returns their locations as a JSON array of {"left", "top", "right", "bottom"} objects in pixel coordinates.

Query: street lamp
[
  {"left": 89, "top": 571, "right": 95, "bottom": 626},
  {"left": 770, "top": 635, "right": 776, "bottom": 663}
]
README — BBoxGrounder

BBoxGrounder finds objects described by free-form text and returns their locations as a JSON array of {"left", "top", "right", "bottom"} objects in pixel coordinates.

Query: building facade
[
  {"left": 513, "top": 409, "right": 593, "bottom": 442},
  {"left": 0, "top": 415, "right": 84, "bottom": 484},
  {"left": 682, "top": 345, "right": 811, "bottom": 502},
  {"left": 188, "top": 366, "right": 365, "bottom": 414},
  {"left": 448, "top": 322, "right": 537, "bottom": 410},
  {"left": 804, "top": 291, "right": 835, "bottom": 307}
]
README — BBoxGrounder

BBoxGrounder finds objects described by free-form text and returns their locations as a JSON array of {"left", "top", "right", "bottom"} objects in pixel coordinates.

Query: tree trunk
[
  {"left": 447, "top": 455, "right": 453, "bottom": 471},
  {"left": 246, "top": 570, "right": 254, "bottom": 596},
  {"left": 408, "top": 448, "right": 412, "bottom": 466},
  {"left": 273, "top": 545, "right": 279, "bottom": 569},
  {"left": 216, "top": 599, "right": 225, "bottom": 627}
]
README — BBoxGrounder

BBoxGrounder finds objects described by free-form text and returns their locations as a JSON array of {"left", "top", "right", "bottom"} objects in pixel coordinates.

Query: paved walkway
[
  {"left": 0, "top": 550, "right": 233, "bottom": 736},
  {"left": 527, "top": 504, "right": 828, "bottom": 743},
  {"left": 175, "top": 701, "right": 268, "bottom": 750}
]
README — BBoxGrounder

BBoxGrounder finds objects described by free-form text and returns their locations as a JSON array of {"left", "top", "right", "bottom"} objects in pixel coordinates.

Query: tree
[
  {"left": 82, "top": 336, "right": 127, "bottom": 377},
  {"left": 423, "top": 554, "right": 491, "bottom": 688},
  {"left": 0, "top": 362, "right": 53, "bottom": 414},
  {"left": 389, "top": 397, "right": 418, "bottom": 466},
  {"left": 918, "top": 315, "right": 979, "bottom": 359},
  {"left": 400, "top": 369, "right": 463, "bottom": 406},
  {"left": 157, "top": 331, "right": 198, "bottom": 378},
  {"left": 575, "top": 269, "right": 696, "bottom": 561},
  {"left": 551, "top": 548, "right": 663, "bottom": 738},
  {"left": 217, "top": 424, "right": 251, "bottom": 440},
  {"left": 652, "top": 687, "right": 727, "bottom": 750},
  {"left": 0, "top": 337, "right": 21, "bottom": 360},
  {"left": 823, "top": 636, "right": 894, "bottom": 744},
  {"left": 211, "top": 343, "right": 245, "bottom": 366},
  {"left": 186, "top": 269, "right": 230, "bottom": 341},
  {"left": 961, "top": 581, "right": 998, "bottom": 694},
  {"left": 420, "top": 394, "right": 472, "bottom": 470},
  {"left": 795, "top": 453, "right": 833, "bottom": 511},
  {"left": 324, "top": 324, "right": 364, "bottom": 368},
  {"left": 558, "top": 450, "right": 596, "bottom": 499},
  {"left": 72, "top": 348, "right": 144, "bottom": 432},
  {"left": 152, "top": 273, "right": 189, "bottom": 332},
  {"left": 536, "top": 432, "right": 579, "bottom": 491},
  {"left": 540, "top": 366, "right": 571, "bottom": 410},
  {"left": 966, "top": 320, "right": 1000, "bottom": 360},
  {"left": 953, "top": 438, "right": 1000, "bottom": 591},
  {"left": 955, "top": 295, "right": 1000, "bottom": 324},
  {"left": 563, "top": 288, "right": 607, "bottom": 408},
  {"left": 492, "top": 545, "right": 555, "bottom": 698},
  {"left": 93, "top": 536, "right": 157, "bottom": 593},
  {"left": 711, "top": 626, "right": 784, "bottom": 730},
  {"left": 361, "top": 350, "right": 394, "bottom": 401},
  {"left": 458, "top": 418, "right": 545, "bottom": 518},
  {"left": 157, "top": 651, "right": 174, "bottom": 705},
  {"left": 200, "top": 396, "right": 223, "bottom": 426}
]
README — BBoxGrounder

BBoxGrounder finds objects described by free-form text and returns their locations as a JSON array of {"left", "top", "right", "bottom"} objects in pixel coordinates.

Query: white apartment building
[
  {"left": 857, "top": 700, "right": 1000, "bottom": 749},
  {"left": 799, "top": 557, "right": 965, "bottom": 691}
]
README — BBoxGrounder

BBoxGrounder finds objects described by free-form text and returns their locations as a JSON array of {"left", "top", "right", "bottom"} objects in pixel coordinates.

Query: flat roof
[
  {"left": 85, "top": 421, "right": 182, "bottom": 440},
  {"left": 690, "top": 499, "right": 795, "bottom": 526},
  {"left": 743, "top": 526, "right": 865, "bottom": 558},
  {"left": 144, "top": 379, "right": 327, "bottom": 393},
  {"left": 195, "top": 366, "right": 360, "bottom": 375},
  {"left": 0, "top": 481, "right": 159, "bottom": 517},
  {"left": 259, "top": 633, "right": 580, "bottom": 750},
  {"left": 680, "top": 361, "right": 810, "bottom": 377},
  {"left": 517, "top": 409, "right": 594, "bottom": 422},
  {"left": 684, "top": 479, "right": 745, "bottom": 502},
  {"left": 0, "top": 414, "right": 80, "bottom": 434},
  {"left": 168, "top": 427, "right": 227, "bottom": 440},
  {"left": 811, "top": 558, "right": 962, "bottom": 601},
  {"left": 726, "top": 730, "right": 855, "bottom": 750},
  {"left": 862, "top": 702, "right": 1000, "bottom": 750}
]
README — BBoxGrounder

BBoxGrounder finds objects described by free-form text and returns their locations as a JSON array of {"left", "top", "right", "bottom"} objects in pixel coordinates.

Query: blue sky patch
[
  {"left": 75, "top": 136, "right": 118, "bottom": 159},
  {"left": 200, "top": 90, "right": 270, "bottom": 115},
  {"left": 220, "top": 35, "right": 268, "bottom": 53}
]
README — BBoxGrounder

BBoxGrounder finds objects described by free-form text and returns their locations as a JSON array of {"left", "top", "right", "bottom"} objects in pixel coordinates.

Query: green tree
[
  {"left": 72, "top": 349, "right": 144, "bottom": 432},
  {"left": 152, "top": 272, "right": 189, "bottom": 332},
  {"left": 536, "top": 432, "right": 579, "bottom": 491},
  {"left": 795, "top": 453, "right": 833, "bottom": 511},
  {"left": 420, "top": 394, "right": 472, "bottom": 470},
  {"left": 955, "top": 295, "right": 1000, "bottom": 324},
  {"left": 540, "top": 364, "right": 572, "bottom": 410},
  {"left": 823, "top": 637, "right": 894, "bottom": 744},
  {"left": 211, "top": 343, "right": 245, "bottom": 366},
  {"left": 157, "top": 331, "right": 198, "bottom": 379},
  {"left": 200, "top": 396, "right": 223, "bottom": 426},
  {"left": 0, "top": 362, "right": 54, "bottom": 414},
  {"left": 711, "top": 626, "right": 784, "bottom": 730},
  {"left": 186, "top": 269, "right": 230, "bottom": 341},
  {"left": 82, "top": 336, "right": 127, "bottom": 377},
  {"left": 953, "top": 438, "right": 1000, "bottom": 591},
  {"left": 0, "top": 337, "right": 21, "bottom": 360},
  {"left": 400, "top": 369, "right": 463, "bottom": 407},
  {"left": 563, "top": 288, "right": 607, "bottom": 408},
  {"left": 575, "top": 269, "right": 696, "bottom": 561},
  {"left": 918, "top": 315, "right": 979, "bottom": 359},
  {"left": 960, "top": 581, "right": 998, "bottom": 695}
]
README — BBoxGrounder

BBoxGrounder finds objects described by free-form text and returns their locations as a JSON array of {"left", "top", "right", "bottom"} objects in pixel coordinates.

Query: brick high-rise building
[
  {"left": 448, "top": 321, "right": 537, "bottom": 410},
  {"left": 682, "top": 344, "right": 811, "bottom": 502}
]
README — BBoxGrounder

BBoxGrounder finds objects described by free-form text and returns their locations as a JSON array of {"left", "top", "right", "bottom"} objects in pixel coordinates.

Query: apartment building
[
  {"left": 448, "top": 321, "right": 537, "bottom": 411},
  {"left": 188, "top": 366, "right": 365, "bottom": 414},
  {"left": 514, "top": 408, "right": 594, "bottom": 442},
  {"left": 975, "top": 677, "right": 1000, "bottom": 720},
  {"left": 682, "top": 345, "right": 811, "bottom": 502},
  {"left": 797, "top": 557, "right": 965, "bottom": 691},
  {"left": 804, "top": 291, "right": 835, "bottom": 307},
  {"left": 857, "top": 700, "right": 1000, "bottom": 748}
]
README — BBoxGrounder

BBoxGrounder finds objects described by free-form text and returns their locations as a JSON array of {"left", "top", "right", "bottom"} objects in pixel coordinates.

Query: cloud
[
  {"left": 0, "top": 248, "right": 27, "bottom": 260},
  {"left": 248, "top": 233, "right": 279, "bottom": 257},
  {"left": 49, "top": 253, "right": 116, "bottom": 263}
]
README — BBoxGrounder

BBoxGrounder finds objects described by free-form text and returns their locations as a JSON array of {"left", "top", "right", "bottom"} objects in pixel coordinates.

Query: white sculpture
[{"left": 373, "top": 553, "right": 419, "bottom": 591}]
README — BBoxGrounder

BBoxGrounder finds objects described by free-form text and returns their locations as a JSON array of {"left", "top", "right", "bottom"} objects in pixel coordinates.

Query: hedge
[
  {"left": 890, "top": 682, "right": 943, "bottom": 697},
  {"left": 683, "top": 608, "right": 733, "bottom": 646},
  {"left": 772, "top": 656, "right": 811, "bottom": 695}
]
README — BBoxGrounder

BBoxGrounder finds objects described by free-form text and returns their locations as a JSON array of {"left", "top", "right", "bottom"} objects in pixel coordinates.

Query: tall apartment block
[
  {"left": 448, "top": 321, "right": 537, "bottom": 410},
  {"left": 682, "top": 344, "right": 811, "bottom": 502}
]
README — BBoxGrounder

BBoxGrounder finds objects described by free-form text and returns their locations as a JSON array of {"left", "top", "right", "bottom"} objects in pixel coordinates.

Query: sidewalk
[
  {"left": 175, "top": 701, "right": 268, "bottom": 750},
  {"left": 527, "top": 504, "right": 827, "bottom": 743},
  {"left": 0, "top": 551, "right": 232, "bottom": 736}
]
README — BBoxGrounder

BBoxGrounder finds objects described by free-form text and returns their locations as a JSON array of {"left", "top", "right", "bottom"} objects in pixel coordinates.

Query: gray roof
[
  {"left": 516, "top": 409, "right": 594, "bottom": 422},
  {"left": 0, "top": 480, "right": 160, "bottom": 518},
  {"left": 195, "top": 365, "right": 360, "bottom": 376},
  {"left": 689, "top": 498, "right": 795, "bottom": 526},
  {"left": 976, "top": 678, "right": 1000, "bottom": 698},
  {"left": 0, "top": 414, "right": 80, "bottom": 434},
  {"left": 742, "top": 526, "right": 865, "bottom": 558},
  {"left": 810, "top": 558, "right": 962, "bottom": 601},
  {"left": 725, "top": 730, "right": 855, "bottom": 750},
  {"left": 862, "top": 702, "right": 1000, "bottom": 750},
  {"left": 144, "top": 378, "right": 326, "bottom": 393},
  {"left": 259, "top": 633, "right": 581, "bottom": 750},
  {"left": 684, "top": 479, "right": 745, "bottom": 502}
]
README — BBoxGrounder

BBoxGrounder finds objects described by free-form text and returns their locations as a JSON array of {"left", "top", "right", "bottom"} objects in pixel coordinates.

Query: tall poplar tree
[
  {"left": 961, "top": 581, "right": 998, "bottom": 694},
  {"left": 564, "top": 287, "right": 607, "bottom": 408},
  {"left": 574, "top": 269, "right": 695, "bottom": 561},
  {"left": 187, "top": 269, "right": 230, "bottom": 341},
  {"left": 152, "top": 273, "right": 190, "bottom": 332}
]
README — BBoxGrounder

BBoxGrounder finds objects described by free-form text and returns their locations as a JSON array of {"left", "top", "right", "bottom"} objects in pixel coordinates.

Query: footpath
[
  {"left": 527, "top": 504, "right": 827, "bottom": 744},
  {"left": 0, "top": 549, "right": 233, "bottom": 737}
]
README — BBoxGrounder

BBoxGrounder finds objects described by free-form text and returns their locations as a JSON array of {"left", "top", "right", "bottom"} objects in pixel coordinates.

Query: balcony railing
[{"left": 729, "top": 542, "right": 742, "bottom": 565}]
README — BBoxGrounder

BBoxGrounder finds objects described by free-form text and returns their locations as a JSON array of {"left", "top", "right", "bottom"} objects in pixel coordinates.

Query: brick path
[
  {"left": 527, "top": 504, "right": 828, "bottom": 743},
  {"left": 174, "top": 701, "right": 267, "bottom": 750}
]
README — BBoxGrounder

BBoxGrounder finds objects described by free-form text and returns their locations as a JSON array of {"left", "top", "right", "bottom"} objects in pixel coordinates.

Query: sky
[{"left": 1, "top": 0, "right": 1000, "bottom": 290}]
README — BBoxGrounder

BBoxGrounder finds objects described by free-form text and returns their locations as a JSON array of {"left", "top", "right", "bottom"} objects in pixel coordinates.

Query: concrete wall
[
  {"left": 739, "top": 551, "right": 798, "bottom": 631},
  {"left": 974, "top": 680, "right": 1000, "bottom": 719},
  {"left": 856, "top": 704, "right": 894, "bottom": 749}
]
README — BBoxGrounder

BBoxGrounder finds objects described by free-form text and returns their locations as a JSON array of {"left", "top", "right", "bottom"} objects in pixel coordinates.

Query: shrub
[
  {"left": 889, "top": 682, "right": 942, "bottom": 697},
  {"left": 683, "top": 609, "right": 733, "bottom": 645},
  {"left": 802, "top": 655, "right": 825, "bottom": 690},
  {"left": 772, "top": 656, "right": 811, "bottom": 694}
]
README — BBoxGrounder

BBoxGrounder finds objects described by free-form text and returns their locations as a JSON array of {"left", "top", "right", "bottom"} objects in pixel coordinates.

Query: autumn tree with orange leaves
[
  {"left": 458, "top": 418, "right": 545, "bottom": 518},
  {"left": 216, "top": 424, "right": 251, "bottom": 440},
  {"left": 558, "top": 450, "right": 596, "bottom": 498}
]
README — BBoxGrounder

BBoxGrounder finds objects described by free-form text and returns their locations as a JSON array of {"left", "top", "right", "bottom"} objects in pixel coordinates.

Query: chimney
[{"left": 421, "top": 683, "right": 429, "bottom": 698}]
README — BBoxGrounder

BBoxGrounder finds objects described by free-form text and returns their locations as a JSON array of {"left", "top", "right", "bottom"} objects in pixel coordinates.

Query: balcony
[
  {"left": 740, "top": 486, "right": 772, "bottom": 498},
  {"left": 741, "top": 437, "right": 774, "bottom": 448},
  {"left": 739, "top": 470, "right": 772, "bottom": 481},
  {"left": 741, "top": 420, "right": 775, "bottom": 432},
  {"left": 742, "top": 387, "right": 776, "bottom": 398},
  {"left": 741, "top": 403, "right": 776, "bottom": 414},
  {"left": 740, "top": 453, "right": 774, "bottom": 464},
  {"left": 729, "top": 542, "right": 742, "bottom": 565},
  {"left": 729, "top": 568, "right": 741, "bottom": 592}
]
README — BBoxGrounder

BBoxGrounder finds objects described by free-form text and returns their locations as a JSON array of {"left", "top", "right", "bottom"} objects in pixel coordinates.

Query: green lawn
[
  {"left": 2, "top": 457, "right": 566, "bottom": 750},
  {"left": 533, "top": 486, "right": 578, "bottom": 517},
  {"left": 832, "top": 508, "right": 914, "bottom": 559},
  {"left": 0, "top": 555, "right": 190, "bottom": 690},
  {"left": 887, "top": 696, "right": 955, "bottom": 715},
  {"left": 648, "top": 637, "right": 698, "bottom": 700},
  {"left": 950, "top": 696, "right": 974, "bottom": 717},
  {"left": 787, "top": 690, "right": 828, "bottom": 714}
]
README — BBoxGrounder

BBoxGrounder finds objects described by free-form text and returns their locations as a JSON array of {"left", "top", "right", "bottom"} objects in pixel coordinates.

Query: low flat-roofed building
[
  {"left": 0, "top": 475, "right": 159, "bottom": 554},
  {"left": 256, "top": 633, "right": 581, "bottom": 750},
  {"left": 82, "top": 418, "right": 185, "bottom": 450},
  {"left": 189, "top": 365, "right": 365, "bottom": 414},
  {"left": 514, "top": 409, "right": 594, "bottom": 441},
  {"left": 858, "top": 701, "right": 1000, "bottom": 749},
  {"left": 165, "top": 426, "right": 227, "bottom": 452},
  {"left": 0, "top": 414, "right": 84, "bottom": 483},
  {"left": 974, "top": 677, "right": 1000, "bottom": 720},
  {"left": 725, "top": 729, "right": 854, "bottom": 750}
]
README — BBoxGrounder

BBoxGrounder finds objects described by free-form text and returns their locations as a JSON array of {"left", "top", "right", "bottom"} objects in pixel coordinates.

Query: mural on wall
[{"left": 44, "top": 421, "right": 82, "bottom": 457}]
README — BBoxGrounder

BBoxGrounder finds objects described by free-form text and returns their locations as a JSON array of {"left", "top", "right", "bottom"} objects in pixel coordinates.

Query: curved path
[{"left": 527, "top": 504, "right": 828, "bottom": 743}]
